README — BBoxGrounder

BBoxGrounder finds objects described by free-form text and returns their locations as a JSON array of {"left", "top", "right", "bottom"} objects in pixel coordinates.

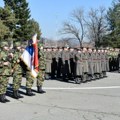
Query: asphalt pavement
[{"left": 0, "top": 72, "right": 120, "bottom": 120}]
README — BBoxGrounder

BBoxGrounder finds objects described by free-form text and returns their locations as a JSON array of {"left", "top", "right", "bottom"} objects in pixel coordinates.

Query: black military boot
[
  {"left": 26, "top": 88, "right": 35, "bottom": 96},
  {"left": 17, "top": 91, "right": 24, "bottom": 98},
  {"left": 13, "top": 90, "right": 19, "bottom": 99},
  {"left": 0, "top": 94, "right": 10, "bottom": 103},
  {"left": 3, "top": 94, "right": 10, "bottom": 102},
  {"left": 0, "top": 94, "right": 5, "bottom": 103},
  {"left": 37, "top": 86, "right": 46, "bottom": 94}
]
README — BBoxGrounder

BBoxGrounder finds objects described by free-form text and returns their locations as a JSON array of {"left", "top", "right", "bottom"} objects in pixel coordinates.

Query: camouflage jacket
[
  {"left": 38, "top": 49, "right": 46, "bottom": 70},
  {"left": 0, "top": 49, "right": 11, "bottom": 75},
  {"left": 12, "top": 49, "right": 23, "bottom": 73}
]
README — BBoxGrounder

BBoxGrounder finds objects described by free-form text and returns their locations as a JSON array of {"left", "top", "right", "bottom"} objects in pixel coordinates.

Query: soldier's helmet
[
  {"left": 1, "top": 41, "right": 9, "bottom": 47},
  {"left": 14, "top": 41, "right": 21, "bottom": 47}
]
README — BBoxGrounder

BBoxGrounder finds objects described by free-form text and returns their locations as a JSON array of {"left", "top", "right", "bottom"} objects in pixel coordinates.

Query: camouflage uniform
[
  {"left": 0, "top": 42, "right": 12, "bottom": 103},
  {"left": 12, "top": 42, "right": 23, "bottom": 99},
  {"left": 37, "top": 43, "right": 46, "bottom": 93}
]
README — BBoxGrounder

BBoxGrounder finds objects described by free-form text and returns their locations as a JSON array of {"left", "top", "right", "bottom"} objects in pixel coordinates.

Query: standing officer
[
  {"left": 108, "top": 49, "right": 113, "bottom": 72},
  {"left": 69, "top": 47, "right": 76, "bottom": 79},
  {"left": 105, "top": 49, "right": 109, "bottom": 72},
  {"left": 96, "top": 49, "right": 102, "bottom": 79},
  {"left": 0, "top": 41, "right": 12, "bottom": 103},
  {"left": 75, "top": 48, "right": 83, "bottom": 83},
  {"left": 37, "top": 42, "right": 46, "bottom": 93},
  {"left": 56, "top": 47, "right": 62, "bottom": 79},
  {"left": 92, "top": 48, "right": 98, "bottom": 79},
  {"left": 81, "top": 47, "right": 89, "bottom": 82},
  {"left": 118, "top": 50, "right": 120, "bottom": 72},
  {"left": 101, "top": 49, "right": 107, "bottom": 77},
  {"left": 12, "top": 41, "right": 23, "bottom": 99},
  {"left": 51, "top": 47, "right": 57, "bottom": 79},
  {"left": 45, "top": 47, "right": 52, "bottom": 79},
  {"left": 61, "top": 46, "right": 70, "bottom": 81},
  {"left": 87, "top": 48, "right": 94, "bottom": 80}
]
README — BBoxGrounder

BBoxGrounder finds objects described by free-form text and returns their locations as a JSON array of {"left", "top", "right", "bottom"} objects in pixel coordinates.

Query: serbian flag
[{"left": 21, "top": 34, "right": 39, "bottom": 78}]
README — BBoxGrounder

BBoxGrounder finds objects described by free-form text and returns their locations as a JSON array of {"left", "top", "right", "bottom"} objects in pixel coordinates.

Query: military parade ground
[
  {"left": 0, "top": 72, "right": 120, "bottom": 120},
  {"left": 1, "top": 0, "right": 120, "bottom": 120}
]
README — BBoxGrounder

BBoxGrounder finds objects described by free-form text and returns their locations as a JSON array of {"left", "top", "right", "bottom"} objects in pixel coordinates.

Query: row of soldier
[
  {"left": 0, "top": 40, "right": 120, "bottom": 103},
  {"left": 107, "top": 48, "right": 120, "bottom": 72},
  {"left": 44, "top": 47, "right": 111, "bottom": 83},
  {"left": 0, "top": 41, "right": 46, "bottom": 103}
]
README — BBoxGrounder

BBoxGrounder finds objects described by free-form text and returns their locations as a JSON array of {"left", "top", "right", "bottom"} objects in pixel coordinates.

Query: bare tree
[
  {"left": 85, "top": 7, "right": 107, "bottom": 47},
  {"left": 57, "top": 37, "right": 78, "bottom": 47},
  {"left": 44, "top": 39, "right": 57, "bottom": 47},
  {"left": 60, "top": 8, "right": 85, "bottom": 48}
]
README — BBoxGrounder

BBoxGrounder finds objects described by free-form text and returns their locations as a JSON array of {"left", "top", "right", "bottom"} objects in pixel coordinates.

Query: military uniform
[
  {"left": 61, "top": 48, "right": 70, "bottom": 81},
  {"left": 56, "top": 48, "right": 62, "bottom": 78},
  {"left": 12, "top": 42, "right": 23, "bottom": 99},
  {"left": 96, "top": 51, "right": 102, "bottom": 78},
  {"left": 101, "top": 51, "right": 107, "bottom": 77},
  {"left": 75, "top": 50, "right": 83, "bottom": 77},
  {"left": 45, "top": 49, "right": 52, "bottom": 79},
  {"left": 51, "top": 49, "right": 57, "bottom": 79},
  {"left": 87, "top": 51, "right": 94, "bottom": 80},
  {"left": 118, "top": 51, "right": 120, "bottom": 72},
  {"left": 92, "top": 51, "right": 99, "bottom": 79},
  {"left": 105, "top": 51, "right": 109, "bottom": 72},
  {"left": 69, "top": 49, "right": 76, "bottom": 79},
  {"left": 37, "top": 43, "right": 46, "bottom": 93},
  {"left": 81, "top": 51, "right": 88, "bottom": 82},
  {"left": 0, "top": 42, "right": 12, "bottom": 103},
  {"left": 108, "top": 50, "right": 113, "bottom": 71}
]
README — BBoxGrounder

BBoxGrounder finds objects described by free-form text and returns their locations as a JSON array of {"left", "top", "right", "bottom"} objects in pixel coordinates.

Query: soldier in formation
[
  {"left": 12, "top": 41, "right": 24, "bottom": 99},
  {"left": 118, "top": 50, "right": 120, "bottom": 72},
  {"left": 45, "top": 47, "right": 52, "bottom": 79},
  {"left": 44, "top": 46, "right": 113, "bottom": 83},
  {"left": 108, "top": 48, "right": 119, "bottom": 72},
  {"left": 0, "top": 38, "right": 120, "bottom": 103},
  {"left": 36, "top": 42, "right": 46, "bottom": 93},
  {"left": 0, "top": 41, "right": 13, "bottom": 103}
]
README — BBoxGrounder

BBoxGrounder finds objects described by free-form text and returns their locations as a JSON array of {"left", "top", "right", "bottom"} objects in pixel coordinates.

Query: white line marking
[{"left": 32, "top": 86, "right": 120, "bottom": 90}]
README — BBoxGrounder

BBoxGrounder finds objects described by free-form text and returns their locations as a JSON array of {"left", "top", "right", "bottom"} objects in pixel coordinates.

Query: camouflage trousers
[
  {"left": 26, "top": 71, "right": 34, "bottom": 89},
  {"left": 13, "top": 73, "right": 22, "bottom": 90},
  {"left": 37, "top": 70, "right": 45, "bottom": 86},
  {"left": 0, "top": 76, "right": 9, "bottom": 94}
]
